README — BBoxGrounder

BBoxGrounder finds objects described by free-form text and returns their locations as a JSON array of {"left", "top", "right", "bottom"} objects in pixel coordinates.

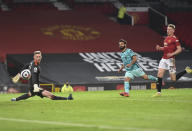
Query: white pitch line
[
  {"left": 129, "top": 99, "right": 192, "bottom": 103},
  {"left": 0, "top": 117, "right": 171, "bottom": 131}
]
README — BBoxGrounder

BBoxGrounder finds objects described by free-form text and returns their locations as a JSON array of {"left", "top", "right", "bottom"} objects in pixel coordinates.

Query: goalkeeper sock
[
  {"left": 148, "top": 75, "right": 158, "bottom": 81},
  {"left": 16, "top": 94, "right": 30, "bottom": 101},
  {"left": 157, "top": 77, "right": 162, "bottom": 93},
  {"left": 176, "top": 70, "right": 186, "bottom": 81},
  {"left": 124, "top": 81, "right": 130, "bottom": 93},
  {"left": 52, "top": 95, "right": 67, "bottom": 100}
]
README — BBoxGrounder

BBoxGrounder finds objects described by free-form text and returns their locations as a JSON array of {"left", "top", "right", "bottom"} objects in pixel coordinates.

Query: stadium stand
[
  {"left": 0, "top": 62, "right": 12, "bottom": 85},
  {"left": 0, "top": 0, "right": 192, "bottom": 92},
  {"left": 7, "top": 3, "right": 57, "bottom": 11},
  {"left": 63, "top": 0, "right": 117, "bottom": 15},
  {"left": 0, "top": 10, "right": 162, "bottom": 56},
  {"left": 167, "top": 12, "right": 192, "bottom": 49},
  {"left": 119, "top": 0, "right": 192, "bottom": 50}
]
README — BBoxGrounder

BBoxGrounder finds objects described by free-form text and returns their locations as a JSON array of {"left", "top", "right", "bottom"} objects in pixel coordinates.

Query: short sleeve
[
  {"left": 129, "top": 49, "right": 136, "bottom": 57},
  {"left": 175, "top": 38, "right": 180, "bottom": 46}
]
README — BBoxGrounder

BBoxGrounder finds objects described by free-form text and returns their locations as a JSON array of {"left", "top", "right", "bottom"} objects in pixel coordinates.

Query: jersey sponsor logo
[
  {"left": 41, "top": 25, "right": 101, "bottom": 40},
  {"left": 34, "top": 67, "right": 38, "bottom": 73}
]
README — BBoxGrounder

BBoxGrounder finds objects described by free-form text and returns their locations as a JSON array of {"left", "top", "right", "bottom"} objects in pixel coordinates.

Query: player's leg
[
  {"left": 166, "top": 58, "right": 177, "bottom": 89},
  {"left": 132, "top": 68, "right": 158, "bottom": 86},
  {"left": 41, "top": 90, "right": 73, "bottom": 100},
  {"left": 170, "top": 73, "right": 176, "bottom": 81},
  {"left": 176, "top": 70, "right": 186, "bottom": 81},
  {"left": 120, "top": 72, "right": 133, "bottom": 97},
  {"left": 167, "top": 64, "right": 177, "bottom": 90},
  {"left": 176, "top": 66, "right": 192, "bottom": 81},
  {"left": 152, "top": 68, "right": 166, "bottom": 97},
  {"left": 134, "top": 67, "right": 158, "bottom": 81},
  {"left": 141, "top": 74, "right": 158, "bottom": 81},
  {"left": 153, "top": 58, "right": 167, "bottom": 97},
  {"left": 11, "top": 92, "right": 32, "bottom": 101},
  {"left": 157, "top": 68, "right": 166, "bottom": 92}
]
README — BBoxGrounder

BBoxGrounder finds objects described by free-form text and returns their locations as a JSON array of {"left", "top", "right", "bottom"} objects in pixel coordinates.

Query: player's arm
[
  {"left": 156, "top": 45, "right": 164, "bottom": 51},
  {"left": 126, "top": 55, "right": 137, "bottom": 67},
  {"left": 118, "top": 64, "right": 124, "bottom": 73},
  {"left": 168, "top": 38, "right": 182, "bottom": 57},
  {"left": 32, "top": 67, "right": 43, "bottom": 92},
  {"left": 12, "top": 63, "right": 30, "bottom": 83},
  {"left": 167, "top": 45, "right": 182, "bottom": 57},
  {"left": 172, "top": 45, "right": 182, "bottom": 56}
]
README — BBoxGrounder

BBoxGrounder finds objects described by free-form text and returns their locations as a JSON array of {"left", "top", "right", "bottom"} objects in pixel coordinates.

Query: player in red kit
[{"left": 153, "top": 24, "right": 182, "bottom": 97}]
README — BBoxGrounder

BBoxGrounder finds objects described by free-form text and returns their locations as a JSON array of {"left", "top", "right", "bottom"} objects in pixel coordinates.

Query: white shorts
[{"left": 158, "top": 58, "right": 176, "bottom": 74}]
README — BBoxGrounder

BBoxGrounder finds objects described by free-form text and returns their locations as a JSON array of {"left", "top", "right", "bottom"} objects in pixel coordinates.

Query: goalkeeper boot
[
  {"left": 11, "top": 98, "right": 16, "bottom": 101},
  {"left": 185, "top": 66, "right": 192, "bottom": 74},
  {"left": 67, "top": 94, "right": 73, "bottom": 100}
]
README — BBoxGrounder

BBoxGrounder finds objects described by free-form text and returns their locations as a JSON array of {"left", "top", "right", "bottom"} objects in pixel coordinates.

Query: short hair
[
  {"left": 168, "top": 24, "right": 175, "bottom": 29},
  {"left": 34, "top": 51, "right": 41, "bottom": 55},
  {"left": 119, "top": 39, "right": 127, "bottom": 44}
]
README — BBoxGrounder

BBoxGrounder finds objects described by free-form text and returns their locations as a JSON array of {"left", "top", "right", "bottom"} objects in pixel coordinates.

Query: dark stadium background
[{"left": 0, "top": 0, "right": 191, "bottom": 93}]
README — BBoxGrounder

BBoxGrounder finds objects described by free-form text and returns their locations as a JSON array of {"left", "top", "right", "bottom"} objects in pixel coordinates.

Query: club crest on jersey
[
  {"left": 168, "top": 40, "right": 171, "bottom": 43},
  {"left": 34, "top": 67, "right": 38, "bottom": 73}
]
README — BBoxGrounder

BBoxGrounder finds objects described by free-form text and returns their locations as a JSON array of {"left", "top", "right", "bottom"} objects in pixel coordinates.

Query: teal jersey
[{"left": 120, "top": 48, "right": 140, "bottom": 71}]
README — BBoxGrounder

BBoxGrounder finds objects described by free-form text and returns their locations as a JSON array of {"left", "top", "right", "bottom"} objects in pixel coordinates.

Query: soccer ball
[{"left": 21, "top": 69, "right": 31, "bottom": 80}]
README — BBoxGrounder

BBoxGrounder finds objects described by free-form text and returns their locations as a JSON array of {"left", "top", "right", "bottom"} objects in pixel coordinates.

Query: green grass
[{"left": 0, "top": 89, "right": 192, "bottom": 131}]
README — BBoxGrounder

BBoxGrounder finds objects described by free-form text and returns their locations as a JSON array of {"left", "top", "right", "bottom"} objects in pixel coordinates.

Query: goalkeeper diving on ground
[{"left": 11, "top": 51, "right": 73, "bottom": 101}]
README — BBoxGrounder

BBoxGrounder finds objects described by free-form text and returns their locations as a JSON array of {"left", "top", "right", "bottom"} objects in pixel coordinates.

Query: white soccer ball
[{"left": 21, "top": 69, "right": 31, "bottom": 80}]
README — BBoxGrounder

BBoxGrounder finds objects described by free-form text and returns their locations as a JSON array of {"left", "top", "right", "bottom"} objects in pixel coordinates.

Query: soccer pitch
[{"left": 0, "top": 89, "right": 192, "bottom": 131}]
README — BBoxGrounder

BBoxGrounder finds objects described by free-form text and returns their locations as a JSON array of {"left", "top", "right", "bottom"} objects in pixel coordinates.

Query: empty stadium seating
[
  {"left": 167, "top": 12, "right": 192, "bottom": 49},
  {"left": 7, "top": 2, "right": 57, "bottom": 11},
  {"left": 0, "top": 10, "right": 162, "bottom": 61},
  {"left": 64, "top": 0, "right": 116, "bottom": 15}
]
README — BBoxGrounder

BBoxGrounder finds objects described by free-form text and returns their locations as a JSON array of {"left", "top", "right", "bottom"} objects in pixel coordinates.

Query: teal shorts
[{"left": 125, "top": 68, "right": 145, "bottom": 79}]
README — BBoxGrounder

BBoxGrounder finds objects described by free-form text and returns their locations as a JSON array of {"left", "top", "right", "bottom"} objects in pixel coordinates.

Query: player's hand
[
  {"left": 118, "top": 68, "right": 122, "bottom": 73},
  {"left": 156, "top": 45, "right": 161, "bottom": 50},
  {"left": 12, "top": 74, "right": 21, "bottom": 83},
  {"left": 126, "top": 64, "right": 132, "bottom": 67},
  {"left": 167, "top": 53, "right": 174, "bottom": 58}
]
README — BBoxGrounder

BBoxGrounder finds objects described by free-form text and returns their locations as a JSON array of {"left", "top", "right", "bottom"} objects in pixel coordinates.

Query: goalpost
[{"left": 40, "top": 84, "right": 55, "bottom": 92}]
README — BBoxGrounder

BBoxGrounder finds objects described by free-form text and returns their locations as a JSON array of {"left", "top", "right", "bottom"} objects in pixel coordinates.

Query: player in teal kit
[{"left": 118, "top": 39, "right": 158, "bottom": 97}]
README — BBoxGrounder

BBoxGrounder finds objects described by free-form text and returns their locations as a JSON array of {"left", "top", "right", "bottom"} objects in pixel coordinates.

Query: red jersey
[{"left": 162, "top": 35, "right": 180, "bottom": 59}]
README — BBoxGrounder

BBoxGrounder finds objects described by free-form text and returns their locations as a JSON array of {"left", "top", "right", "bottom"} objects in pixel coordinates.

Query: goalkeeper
[{"left": 11, "top": 51, "right": 73, "bottom": 101}]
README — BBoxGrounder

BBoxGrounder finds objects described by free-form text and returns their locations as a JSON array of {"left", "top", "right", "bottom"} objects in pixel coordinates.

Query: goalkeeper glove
[
  {"left": 33, "top": 84, "right": 41, "bottom": 92},
  {"left": 12, "top": 73, "right": 21, "bottom": 83}
]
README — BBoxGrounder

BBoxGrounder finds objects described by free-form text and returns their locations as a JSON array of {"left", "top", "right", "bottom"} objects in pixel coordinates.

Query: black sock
[
  {"left": 16, "top": 94, "right": 30, "bottom": 101},
  {"left": 157, "top": 77, "right": 162, "bottom": 92},
  {"left": 52, "top": 95, "right": 67, "bottom": 100},
  {"left": 170, "top": 81, "right": 177, "bottom": 89},
  {"left": 176, "top": 70, "right": 187, "bottom": 81}
]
